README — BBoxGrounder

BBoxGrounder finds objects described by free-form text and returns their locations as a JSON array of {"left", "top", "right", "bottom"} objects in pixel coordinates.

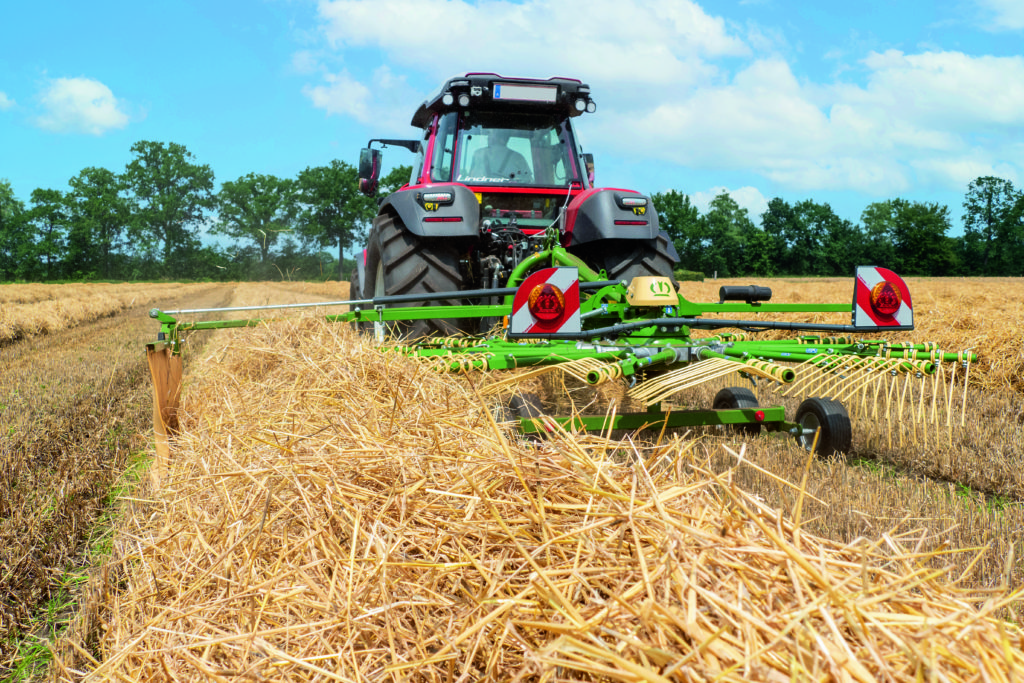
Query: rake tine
[
  {"left": 782, "top": 355, "right": 836, "bottom": 397},
  {"left": 961, "top": 352, "right": 972, "bottom": 428}
]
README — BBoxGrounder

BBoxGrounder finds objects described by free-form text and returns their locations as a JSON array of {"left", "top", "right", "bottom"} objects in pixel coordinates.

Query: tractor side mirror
[
  {"left": 582, "top": 153, "right": 595, "bottom": 186},
  {"left": 358, "top": 148, "right": 381, "bottom": 196}
]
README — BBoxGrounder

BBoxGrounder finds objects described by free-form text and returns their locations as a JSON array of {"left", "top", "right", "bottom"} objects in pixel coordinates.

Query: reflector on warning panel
[
  {"left": 853, "top": 266, "right": 914, "bottom": 330},
  {"left": 510, "top": 268, "right": 581, "bottom": 336}
]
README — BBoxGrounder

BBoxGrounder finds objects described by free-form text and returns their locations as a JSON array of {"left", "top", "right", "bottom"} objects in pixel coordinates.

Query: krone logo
[
  {"left": 870, "top": 281, "right": 902, "bottom": 316},
  {"left": 649, "top": 280, "right": 673, "bottom": 298}
]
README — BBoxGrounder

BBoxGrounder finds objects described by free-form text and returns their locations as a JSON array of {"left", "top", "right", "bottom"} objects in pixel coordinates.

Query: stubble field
[{"left": 1, "top": 276, "right": 1021, "bottom": 679}]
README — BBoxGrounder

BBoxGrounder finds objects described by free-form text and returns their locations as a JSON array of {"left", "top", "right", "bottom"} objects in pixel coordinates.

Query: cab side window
[{"left": 430, "top": 113, "right": 457, "bottom": 182}]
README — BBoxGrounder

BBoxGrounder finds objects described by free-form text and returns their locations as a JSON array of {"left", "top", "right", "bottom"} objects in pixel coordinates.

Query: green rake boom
[{"left": 147, "top": 240, "right": 976, "bottom": 458}]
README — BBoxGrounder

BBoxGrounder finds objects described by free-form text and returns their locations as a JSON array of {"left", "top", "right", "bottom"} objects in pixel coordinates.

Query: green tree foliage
[
  {"left": 123, "top": 141, "right": 216, "bottom": 270},
  {"left": 962, "top": 176, "right": 1023, "bottom": 275},
  {"left": 214, "top": 173, "right": 297, "bottom": 262},
  {"left": 276, "top": 237, "right": 338, "bottom": 281},
  {"left": 295, "top": 160, "right": 375, "bottom": 278},
  {"left": 758, "top": 198, "right": 795, "bottom": 274},
  {"left": 859, "top": 201, "right": 899, "bottom": 269},
  {"left": 0, "top": 179, "right": 27, "bottom": 281},
  {"left": 807, "top": 202, "right": 863, "bottom": 277},
  {"left": 66, "top": 167, "right": 131, "bottom": 279},
  {"left": 379, "top": 165, "right": 413, "bottom": 196},
  {"left": 653, "top": 190, "right": 703, "bottom": 271},
  {"left": 759, "top": 199, "right": 862, "bottom": 276},
  {"left": 295, "top": 162, "right": 411, "bottom": 279},
  {"left": 788, "top": 201, "right": 830, "bottom": 275},
  {"left": 861, "top": 199, "right": 958, "bottom": 275},
  {"left": 10, "top": 140, "right": 1024, "bottom": 282},
  {"left": 24, "top": 188, "right": 69, "bottom": 280},
  {"left": 700, "top": 193, "right": 752, "bottom": 278}
]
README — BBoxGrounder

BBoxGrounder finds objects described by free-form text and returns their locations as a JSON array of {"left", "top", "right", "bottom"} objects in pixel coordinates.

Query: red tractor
[{"left": 354, "top": 73, "right": 679, "bottom": 337}]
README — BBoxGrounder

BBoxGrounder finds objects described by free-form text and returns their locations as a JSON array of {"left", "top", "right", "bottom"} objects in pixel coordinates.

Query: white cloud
[
  {"left": 303, "top": 65, "right": 415, "bottom": 131},
  {"left": 303, "top": 69, "right": 373, "bottom": 121},
  {"left": 34, "top": 77, "right": 130, "bottom": 135},
  {"left": 610, "top": 48, "right": 1024, "bottom": 194},
  {"left": 0, "top": 92, "right": 13, "bottom": 111},
  {"left": 315, "top": 0, "right": 747, "bottom": 87},
  {"left": 690, "top": 186, "right": 769, "bottom": 217},
  {"left": 976, "top": 0, "right": 1024, "bottom": 30},
  {"left": 911, "top": 156, "right": 1020, "bottom": 189},
  {"left": 290, "top": 50, "right": 320, "bottom": 75},
  {"left": 305, "top": 0, "right": 1024, "bottom": 198},
  {"left": 854, "top": 50, "right": 1024, "bottom": 126}
]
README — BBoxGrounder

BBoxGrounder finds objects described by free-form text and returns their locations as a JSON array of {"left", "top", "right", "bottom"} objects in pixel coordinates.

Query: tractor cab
[{"left": 361, "top": 73, "right": 597, "bottom": 230}]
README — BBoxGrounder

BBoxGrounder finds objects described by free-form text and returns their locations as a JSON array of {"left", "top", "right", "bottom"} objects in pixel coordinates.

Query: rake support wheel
[
  {"left": 713, "top": 386, "right": 761, "bottom": 435},
  {"left": 793, "top": 397, "right": 852, "bottom": 457}
]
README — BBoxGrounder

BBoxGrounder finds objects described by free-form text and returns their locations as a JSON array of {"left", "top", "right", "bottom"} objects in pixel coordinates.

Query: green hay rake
[{"left": 147, "top": 237, "right": 976, "bottom": 458}]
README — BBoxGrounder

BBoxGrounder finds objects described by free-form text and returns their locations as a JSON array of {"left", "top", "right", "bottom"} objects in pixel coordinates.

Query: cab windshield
[{"left": 444, "top": 112, "right": 579, "bottom": 187}]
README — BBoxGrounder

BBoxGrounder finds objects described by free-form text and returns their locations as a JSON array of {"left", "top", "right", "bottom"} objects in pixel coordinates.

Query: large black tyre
[
  {"left": 364, "top": 213, "right": 474, "bottom": 339},
  {"left": 344, "top": 267, "right": 367, "bottom": 333},
  {"left": 793, "top": 397, "right": 852, "bottom": 457},
  {"left": 576, "top": 231, "right": 679, "bottom": 287},
  {"left": 713, "top": 386, "right": 761, "bottom": 435}
]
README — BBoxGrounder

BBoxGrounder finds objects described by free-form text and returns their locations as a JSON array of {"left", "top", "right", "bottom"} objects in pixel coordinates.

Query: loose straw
[{"left": 59, "top": 319, "right": 1023, "bottom": 681}]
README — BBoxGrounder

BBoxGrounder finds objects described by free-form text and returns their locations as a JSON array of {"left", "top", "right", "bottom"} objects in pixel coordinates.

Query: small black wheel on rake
[
  {"left": 510, "top": 393, "right": 545, "bottom": 420},
  {"left": 493, "top": 393, "right": 546, "bottom": 425},
  {"left": 793, "top": 397, "right": 851, "bottom": 457},
  {"left": 713, "top": 386, "right": 761, "bottom": 435}
]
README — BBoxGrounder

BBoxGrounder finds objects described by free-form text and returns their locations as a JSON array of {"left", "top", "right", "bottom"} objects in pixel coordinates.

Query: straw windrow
[{"left": 65, "top": 319, "right": 1023, "bottom": 680}]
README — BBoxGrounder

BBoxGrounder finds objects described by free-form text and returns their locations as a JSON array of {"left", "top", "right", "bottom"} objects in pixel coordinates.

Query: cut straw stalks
[
  {"left": 60, "top": 319, "right": 1024, "bottom": 681},
  {"left": 0, "top": 282, "right": 216, "bottom": 344}
]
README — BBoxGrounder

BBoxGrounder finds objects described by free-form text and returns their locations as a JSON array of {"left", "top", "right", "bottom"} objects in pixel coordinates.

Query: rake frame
[{"left": 147, "top": 245, "right": 977, "bottom": 453}]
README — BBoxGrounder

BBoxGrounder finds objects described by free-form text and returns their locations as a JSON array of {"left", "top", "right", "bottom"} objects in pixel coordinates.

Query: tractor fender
[
  {"left": 563, "top": 188, "right": 660, "bottom": 247},
  {"left": 379, "top": 183, "right": 481, "bottom": 238}
]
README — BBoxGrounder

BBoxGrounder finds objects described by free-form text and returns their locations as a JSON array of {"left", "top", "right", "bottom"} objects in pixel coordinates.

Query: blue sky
[{"left": 2, "top": 0, "right": 1023, "bottom": 240}]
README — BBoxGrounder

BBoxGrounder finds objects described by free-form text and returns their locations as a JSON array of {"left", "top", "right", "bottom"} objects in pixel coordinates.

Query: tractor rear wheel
[
  {"left": 793, "top": 397, "right": 852, "bottom": 457},
  {"left": 364, "top": 214, "right": 473, "bottom": 339},
  {"left": 579, "top": 231, "right": 679, "bottom": 287},
  {"left": 345, "top": 267, "right": 366, "bottom": 332},
  {"left": 713, "top": 386, "right": 761, "bottom": 435}
]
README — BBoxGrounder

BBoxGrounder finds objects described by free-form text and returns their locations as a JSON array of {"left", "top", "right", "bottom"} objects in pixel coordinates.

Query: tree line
[
  {"left": 2, "top": 140, "right": 1022, "bottom": 282},
  {"left": 655, "top": 176, "right": 1024, "bottom": 278},
  {"left": 0, "top": 140, "right": 407, "bottom": 282}
]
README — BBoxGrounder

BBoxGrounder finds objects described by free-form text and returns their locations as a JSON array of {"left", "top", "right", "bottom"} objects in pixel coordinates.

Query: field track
[
  {"left": 0, "top": 285, "right": 233, "bottom": 671},
  {"left": 1, "top": 281, "right": 360, "bottom": 674}
]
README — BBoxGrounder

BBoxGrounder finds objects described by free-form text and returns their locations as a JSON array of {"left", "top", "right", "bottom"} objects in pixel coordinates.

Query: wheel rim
[{"left": 797, "top": 412, "right": 821, "bottom": 450}]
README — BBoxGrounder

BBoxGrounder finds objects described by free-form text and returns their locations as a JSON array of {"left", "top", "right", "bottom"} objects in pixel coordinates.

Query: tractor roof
[{"left": 411, "top": 73, "right": 595, "bottom": 128}]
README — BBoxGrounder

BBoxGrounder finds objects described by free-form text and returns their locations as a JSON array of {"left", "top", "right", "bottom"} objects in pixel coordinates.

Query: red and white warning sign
[
  {"left": 510, "top": 267, "right": 581, "bottom": 335},
  {"left": 853, "top": 266, "right": 914, "bottom": 329}
]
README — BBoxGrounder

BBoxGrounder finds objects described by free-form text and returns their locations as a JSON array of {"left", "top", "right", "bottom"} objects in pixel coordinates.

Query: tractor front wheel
[
  {"left": 364, "top": 214, "right": 473, "bottom": 340},
  {"left": 793, "top": 397, "right": 852, "bottom": 457}
]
